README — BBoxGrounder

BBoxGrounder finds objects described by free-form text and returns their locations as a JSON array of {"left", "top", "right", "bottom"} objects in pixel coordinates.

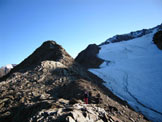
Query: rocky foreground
[
  {"left": 0, "top": 41, "right": 149, "bottom": 122},
  {"left": 29, "top": 99, "right": 121, "bottom": 122}
]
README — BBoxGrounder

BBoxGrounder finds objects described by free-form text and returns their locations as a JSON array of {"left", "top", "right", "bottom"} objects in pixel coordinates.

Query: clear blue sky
[{"left": 0, "top": 0, "right": 162, "bottom": 67}]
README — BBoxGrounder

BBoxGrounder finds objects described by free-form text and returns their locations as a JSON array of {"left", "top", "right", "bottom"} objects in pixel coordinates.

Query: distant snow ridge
[
  {"left": 90, "top": 25, "right": 162, "bottom": 121},
  {"left": 5, "top": 64, "right": 14, "bottom": 69},
  {"left": 0, "top": 64, "right": 16, "bottom": 77},
  {"left": 100, "top": 23, "right": 162, "bottom": 45},
  {"left": 1, "top": 64, "right": 16, "bottom": 69}
]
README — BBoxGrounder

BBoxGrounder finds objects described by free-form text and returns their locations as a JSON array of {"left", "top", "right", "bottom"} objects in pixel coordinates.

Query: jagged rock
[
  {"left": 29, "top": 103, "right": 110, "bottom": 122},
  {"left": 75, "top": 44, "right": 104, "bottom": 68}
]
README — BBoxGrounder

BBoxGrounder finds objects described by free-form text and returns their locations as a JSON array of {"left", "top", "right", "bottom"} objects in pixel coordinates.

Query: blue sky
[{"left": 0, "top": 0, "right": 162, "bottom": 67}]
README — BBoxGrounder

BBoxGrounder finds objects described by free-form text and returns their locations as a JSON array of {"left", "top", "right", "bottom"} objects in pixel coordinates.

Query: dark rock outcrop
[
  {"left": 75, "top": 44, "right": 104, "bottom": 69},
  {"left": 153, "top": 31, "right": 162, "bottom": 50}
]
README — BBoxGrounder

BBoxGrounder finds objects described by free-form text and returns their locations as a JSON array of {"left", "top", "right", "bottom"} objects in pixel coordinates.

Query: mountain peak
[
  {"left": 0, "top": 41, "right": 74, "bottom": 80},
  {"left": 22, "top": 40, "right": 73, "bottom": 65},
  {"left": 41, "top": 40, "right": 60, "bottom": 49}
]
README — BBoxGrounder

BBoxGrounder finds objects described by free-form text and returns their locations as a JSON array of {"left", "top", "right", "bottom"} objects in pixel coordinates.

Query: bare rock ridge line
[{"left": 0, "top": 40, "right": 149, "bottom": 122}]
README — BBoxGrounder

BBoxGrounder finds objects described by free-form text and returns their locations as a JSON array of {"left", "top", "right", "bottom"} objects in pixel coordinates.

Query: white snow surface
[
  {"left": 89, "top": 31, "right": 162, "bottom": 121},
  {"left": 6, "top": 64, "right": 14, "bottom": 69},
  {"left": 1, "top": 64, "right": 16, "bottom": 70}
]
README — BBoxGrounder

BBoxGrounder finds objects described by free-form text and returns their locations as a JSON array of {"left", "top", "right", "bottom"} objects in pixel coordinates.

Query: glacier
[{"left": 89, "top": 30, "right": 162, "bottom": 121}]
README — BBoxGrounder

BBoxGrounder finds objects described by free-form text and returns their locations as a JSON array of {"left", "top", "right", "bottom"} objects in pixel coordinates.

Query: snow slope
[{"left": 89, "top": 30, "right": 162, "bottom": 121}]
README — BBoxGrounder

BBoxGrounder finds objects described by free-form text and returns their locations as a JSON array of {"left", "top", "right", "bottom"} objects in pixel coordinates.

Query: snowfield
[{"left": 89, "top": 30, "right": 162, "bottom": 121}]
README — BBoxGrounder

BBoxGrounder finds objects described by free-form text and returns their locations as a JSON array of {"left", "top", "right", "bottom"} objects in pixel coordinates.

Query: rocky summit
[{"left": 0, "top": 41, "right": 149, "bottom": 122}]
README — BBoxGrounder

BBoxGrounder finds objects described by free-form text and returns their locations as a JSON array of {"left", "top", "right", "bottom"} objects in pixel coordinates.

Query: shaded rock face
[
  {"left": 153, "top": 31, "right": 162, "bottom": 50},
  {"left": 75, "top": 44, "right": 104, "bottom": 69},
  {"left": 0, "top": 41, "right": 149, "bottom": 122}
]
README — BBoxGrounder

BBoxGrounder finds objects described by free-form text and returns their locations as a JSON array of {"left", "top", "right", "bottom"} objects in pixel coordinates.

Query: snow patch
[{"left": 6, "top": 64, "right": 14, "bottom": 69}]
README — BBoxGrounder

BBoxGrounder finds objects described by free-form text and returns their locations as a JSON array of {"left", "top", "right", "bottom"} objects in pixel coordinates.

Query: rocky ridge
[{"left": 0, "top": 41, "right": 148, "bottom": 122}]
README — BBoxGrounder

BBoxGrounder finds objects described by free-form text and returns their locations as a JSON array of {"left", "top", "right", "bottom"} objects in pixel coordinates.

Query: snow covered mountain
[
  {"left": 76, "top": 24, "right": 162, "bottom": 121},
  {"left": 0, "top": 64, "right": 16, "bottom": 77}
]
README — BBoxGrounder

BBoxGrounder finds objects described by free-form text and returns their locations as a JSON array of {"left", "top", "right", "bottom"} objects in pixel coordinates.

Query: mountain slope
[
  {"left": 76, "top": 24, "right": 162, "bottom": 121},
  {"left": 0, "top": 41, "right": 148, "bottom": 122}
]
